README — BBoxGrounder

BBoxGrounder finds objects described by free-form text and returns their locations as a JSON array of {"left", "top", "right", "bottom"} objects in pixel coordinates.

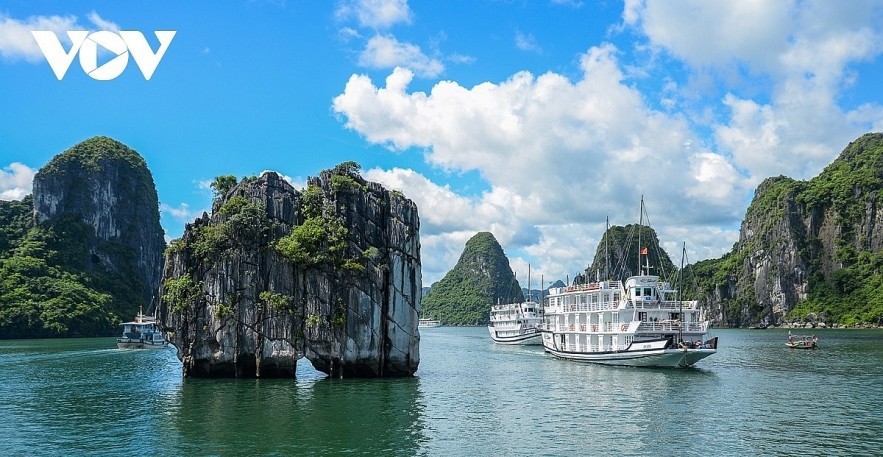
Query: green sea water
[{"left": 1, "top": 327, "right": 882, "bottom": 456}]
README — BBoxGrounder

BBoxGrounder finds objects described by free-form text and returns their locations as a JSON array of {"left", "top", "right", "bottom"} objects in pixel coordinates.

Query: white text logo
[{"left": 31, "top": 30, "right": 176, "bottom": 80}]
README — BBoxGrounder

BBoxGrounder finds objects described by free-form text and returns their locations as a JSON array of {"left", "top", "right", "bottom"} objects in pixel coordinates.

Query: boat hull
[
  {"left": 116, "top": 339, "right": 169, "bottom": 350},
  {"left": 488, "top": 327, "right": 542, "bottom": 345},
  {"left": 786, "top": 342, "right": 817, "bottom": 349},
  {"left": 541, "top": 333, "right": 716, "bottom": 368}
]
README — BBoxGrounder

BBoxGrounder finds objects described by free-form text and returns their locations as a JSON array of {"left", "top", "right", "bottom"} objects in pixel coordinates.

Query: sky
[{"left": 2, "top": 1, "right": 883, "bottom": 288}]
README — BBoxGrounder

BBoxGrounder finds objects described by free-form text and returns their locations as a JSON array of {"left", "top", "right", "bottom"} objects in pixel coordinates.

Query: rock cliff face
[
  {"left": 422, "top": 231, "right": 523, "bottom": 325},
  {"left": 31, "top": 136, "right": 166, "bottom": 309},
  {"left": 698, "top": 133, "right": 883, "bottom": 327},
  {"left": 157, "top": 167, "right": 421, "bottom": 378}
]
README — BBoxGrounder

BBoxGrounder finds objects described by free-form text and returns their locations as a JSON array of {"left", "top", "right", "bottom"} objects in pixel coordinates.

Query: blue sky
[{"left": 2, "top": 1, "right": 883, "bottom": 286}]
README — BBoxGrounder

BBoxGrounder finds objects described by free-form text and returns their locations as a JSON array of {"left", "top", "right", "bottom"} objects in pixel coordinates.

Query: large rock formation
[
  {"left": 694, "top": 133, "right": 883, "bottom": 327},
  {"left": 31, "top": 136, "right": 166, "bottom": 310},
  {"left": 422, "top": 231, "right": 522, "bottom": 325},
  {"left": 157, "top": 165, "right": 421, "bottom": 378},
  {"left": 584, "top": 224, "right": 677, "bottom": 283}
]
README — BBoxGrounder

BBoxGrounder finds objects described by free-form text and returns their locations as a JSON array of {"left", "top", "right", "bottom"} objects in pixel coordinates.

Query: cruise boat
[
  {"left": 117, "top": 309, "right": 169, "bottom": 349},
  {"left": 540, "top": 200, "right": 717, "bottom": 368},
  {"left": 418, "top": 317, "right": 442, "bottom": 328},
  {"left": 488, "top": 300, "right": 543, "bottom": 345},
  {"left": 540, "top": 276, "right": 716, "bottom": 367}
]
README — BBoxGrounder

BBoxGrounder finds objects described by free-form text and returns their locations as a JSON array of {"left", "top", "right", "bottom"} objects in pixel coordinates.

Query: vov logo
[{"left": 31, "top": 30, "right": 176, "bottom": 80}]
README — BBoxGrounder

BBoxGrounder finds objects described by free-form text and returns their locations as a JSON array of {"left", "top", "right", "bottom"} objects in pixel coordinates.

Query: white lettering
[
  {"left": 30, "top": 30, "right": 175, "bottom": 80},
  {"left": 31, "top": 31, "right": 89, "bottom": 80},
  {"left": 119, "top": 31, "right": 176, "bottom": 80}
]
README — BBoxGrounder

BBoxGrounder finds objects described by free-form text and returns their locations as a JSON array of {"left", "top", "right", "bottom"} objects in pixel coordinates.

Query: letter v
[
  {"left": 120, "top": 31, "right": 176, "bottom": 80},
  {"left": 31, "top": 31, "right": 89, "bottom": 80}
]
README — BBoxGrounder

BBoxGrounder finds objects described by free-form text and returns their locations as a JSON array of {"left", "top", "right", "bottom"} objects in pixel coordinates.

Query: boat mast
[
  {"left": 678, "top": 242, "right": 685, "bottom": 344},
  {"left": 605, "top": 216, "right": 609, "bottom": 281},
  {"left": 528, "top": 264, "right": 532, "bottom": 302},
  {"left": 638, "top": 195, "right": 644, "bottom": 275}
]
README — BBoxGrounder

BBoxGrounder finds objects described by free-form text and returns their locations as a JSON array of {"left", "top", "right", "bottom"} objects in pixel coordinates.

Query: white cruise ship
[
  {"left": 487, "top": 301, "right": 543, "bottom": 345},
  {"left": 540, "top": 198, "right": 717, "bottom": 368},
  {"left": 540, "top": 275, "right": 716, "bottom": 367}
]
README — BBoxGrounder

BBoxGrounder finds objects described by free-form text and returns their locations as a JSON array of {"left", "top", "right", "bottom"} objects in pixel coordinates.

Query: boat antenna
[{"left": 678, "top": 241, "right": 685, "bottom": 345}]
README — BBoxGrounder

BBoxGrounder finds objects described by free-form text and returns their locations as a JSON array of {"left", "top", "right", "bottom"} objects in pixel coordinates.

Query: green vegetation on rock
[
  {"left": 686, "top": 133, "right": 883, "bottom": 327},
  {"left": 0, "top": 137, "right": 165, "bottom": 338}
]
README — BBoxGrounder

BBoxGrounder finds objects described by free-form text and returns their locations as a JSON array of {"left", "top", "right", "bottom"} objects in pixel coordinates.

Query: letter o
[{"left": 79, "top": 31, "right": 129, "bottom": 80}]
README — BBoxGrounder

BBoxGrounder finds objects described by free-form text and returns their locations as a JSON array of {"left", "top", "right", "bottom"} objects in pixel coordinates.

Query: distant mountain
[
  {"left": 422, "top": 232, "right": 523, "bottom": 325},
  {"left": 579, "top": 224, "right": 676, "bottom": 284}
]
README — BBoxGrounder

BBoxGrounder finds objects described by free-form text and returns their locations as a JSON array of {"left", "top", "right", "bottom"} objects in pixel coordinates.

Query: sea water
[{"left": 1, "top": 327, "right": 881, "bottom": 456}]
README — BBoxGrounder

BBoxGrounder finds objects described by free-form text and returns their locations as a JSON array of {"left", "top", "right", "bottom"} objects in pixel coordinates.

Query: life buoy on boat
[
  {"left": 620, "top": 323, "right": 628, "bottom": 331},
  {"left": 591, "top": 324, "right": 598, "bottom": 332}
]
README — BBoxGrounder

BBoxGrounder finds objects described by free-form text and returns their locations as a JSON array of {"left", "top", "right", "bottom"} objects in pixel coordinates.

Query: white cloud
[
  {"left": 87, "top": 11, "right": 119, "bottom": 32},
  {"left": 0, "top": 162, "right": 36, "bottom": 200},
  {"left": 358, "top": 34, "right": 443, "bottom": 78},
  {"left": 626, "top": 1, "right": 883, "bottom": 181},
  {"left": 160, "top": 203, "right": 198, "bottom": 222},
  {"left": 0, "top": 14, "right": 78, "bottom": 62},
  {"left": 333, "top": 2, "right": 883, "bottom": 284},
  {"left": 515, "top": 30, "right": 542, "bottom": 54},
  {"left": 335, "top": 45, "right": 757, "bottom": 283},
  {"left": 0, "top": 11, "right": 125, "bottom": 63},
  {"left": 336, "top": 0, "right": 413, "bottom": 29}
]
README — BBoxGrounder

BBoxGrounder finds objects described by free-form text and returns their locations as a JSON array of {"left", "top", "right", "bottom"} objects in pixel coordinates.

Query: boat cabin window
[{"left": 638, "top": 312, "right": 647, "bottom": 322}]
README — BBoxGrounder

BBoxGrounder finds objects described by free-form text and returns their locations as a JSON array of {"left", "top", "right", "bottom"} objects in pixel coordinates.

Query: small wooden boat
[{"left": 786, "top": 332, "right": 818, "bottom": 349}]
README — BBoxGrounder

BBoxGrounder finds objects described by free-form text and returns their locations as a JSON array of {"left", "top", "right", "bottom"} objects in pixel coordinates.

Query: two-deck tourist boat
[
  {"left": 539, "top": 199, "right": 717, "bottom": 368},
  {"left": 418, "top": 317, "right": 442, "bottom": 328},
  {"left": 117, "top": 309, "right": 169, "bottom": 349},
  {"left": 786, "top": 331, "right": 818, "bottom": 349},
  {"left": 540, "top": 276, "right": 717, "bottom": 367},
  {"left": 488, "top": 300, "right": 544, "bottom": 345}
]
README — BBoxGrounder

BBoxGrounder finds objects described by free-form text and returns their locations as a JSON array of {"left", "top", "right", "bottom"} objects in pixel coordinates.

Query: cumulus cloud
[
  {"left": 336, "top": 0, "right": 413, "bottom": 29},
  {"left": 335, "top": 44, "right": 755, "bottom": 282},
  {"left": 626, "top": 1, "right": 883, "bottom": 181},
  {"left": 334, "top": 2, "right": 882, "bottom": 284},
  {"left": 358, "top": 34, "right": 443, "bottom": 78},
  {"left": 0, "top": 162, "right": 36, "bottom": 200}
]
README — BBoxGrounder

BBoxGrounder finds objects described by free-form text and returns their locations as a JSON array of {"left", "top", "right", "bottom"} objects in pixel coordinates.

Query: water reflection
[{"left": 162, "top": 360, "right": 427, "bottom": 456}]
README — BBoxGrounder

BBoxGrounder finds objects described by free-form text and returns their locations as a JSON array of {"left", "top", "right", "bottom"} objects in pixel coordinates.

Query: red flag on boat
[{"left": 640, "top": 247, "right": 648, "bottom": 255}]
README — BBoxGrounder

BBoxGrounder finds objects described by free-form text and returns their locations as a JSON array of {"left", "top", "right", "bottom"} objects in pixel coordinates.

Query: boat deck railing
[
  {"left": 542, "top": 321, "right": 705, "bottom": 333},
  {"left": 563, "top": 343, "right": 624, "bottom": 352},
  {"left": 545, "top": 299, "right": 696, "bottom": 314},
  {"left": 549, "top": 280, "right": 624, "bottom": 294}
]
